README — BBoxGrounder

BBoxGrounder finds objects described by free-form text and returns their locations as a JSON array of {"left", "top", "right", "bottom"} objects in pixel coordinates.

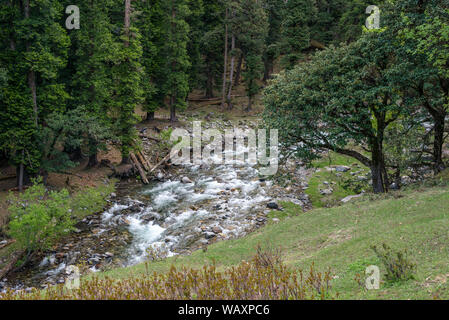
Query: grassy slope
[
  {"left": 99, "top": 180, "right": 449, "bottom": 300},
  {"left": 305, "top": 151, "right": 371, "bottom": 208}
]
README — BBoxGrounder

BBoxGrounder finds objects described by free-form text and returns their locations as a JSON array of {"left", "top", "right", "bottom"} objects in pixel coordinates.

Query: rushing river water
[{"left": 1, "top": 124, "right": 310, "bottom": 291}]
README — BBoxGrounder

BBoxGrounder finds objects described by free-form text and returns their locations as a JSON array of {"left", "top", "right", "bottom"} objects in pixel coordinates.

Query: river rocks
[
  {"left": 267, "top": 202, "right": 279, "bottom": 210},
  {"left": 212, "top": 226, "right": 222, "bottom": 234},
  {"left": 335, "top": 165, "right": 351, "bottom": 172},
  {"left": 129, "top": 204, "right": 142, "bottom": 213},
  {"left": 204, "top": 232, "right": 216, "bottom": 239},
  {"left": 320, "top": 188, "right": 334, "bottom": 195},
  {"left": 181, "top": 176, "right": 193, "bottom": 184}
]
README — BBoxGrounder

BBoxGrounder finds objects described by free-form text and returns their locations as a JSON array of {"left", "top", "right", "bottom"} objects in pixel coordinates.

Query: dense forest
[{"left": 0, "top": 0, "right": 448, "bottom": 193}]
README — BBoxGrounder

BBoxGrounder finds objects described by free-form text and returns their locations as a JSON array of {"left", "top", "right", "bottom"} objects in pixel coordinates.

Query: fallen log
[
  {"left": 139, "top": 151, "right": 153, "bottom": 171},
  {"left": 148, "top": 153, "right": 171, "bottom": 175},
  {"left": 130, "top": 152, "right": 149, "bottom": 184},
  {"left": 136, "top": 151, "right": 150, "bottom": 171},
  {"left": 0, "top": 175, "right": 16, "bottom": 182}
]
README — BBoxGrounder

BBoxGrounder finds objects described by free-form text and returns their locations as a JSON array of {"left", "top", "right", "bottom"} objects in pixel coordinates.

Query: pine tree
[
  {"left": 160, "top": 0, "right": 191, "bottom": 122},
  {"left": 280, "top": 0, "right": 316, "bottom": 69},
  {"left": 110, "top": 0, "right": 144, "bottom": 162},
  {"left": 0, "top": 0, "right": 70, "bottom": 188}
]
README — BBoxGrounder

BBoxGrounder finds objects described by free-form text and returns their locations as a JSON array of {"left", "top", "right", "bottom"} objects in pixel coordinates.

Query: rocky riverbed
[{"left": 1, "top": 119, "right": 311, "bottom": 292}]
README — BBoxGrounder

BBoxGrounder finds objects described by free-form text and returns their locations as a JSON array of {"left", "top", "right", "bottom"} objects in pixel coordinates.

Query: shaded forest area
[{"left": 1, "top": 0, "right": 389, "bottom": 190}]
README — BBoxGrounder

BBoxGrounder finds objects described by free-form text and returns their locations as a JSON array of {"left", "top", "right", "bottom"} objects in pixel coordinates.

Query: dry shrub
[{"left": 0, "top": 247, "right": 335, "bottom": 300}]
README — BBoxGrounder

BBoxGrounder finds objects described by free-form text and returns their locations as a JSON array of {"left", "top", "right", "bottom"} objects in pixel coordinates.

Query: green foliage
[
  {"left": 279, "top": 0, "right": 315, "bottom": 69},
  {"left": 371, "top": 243, "right": 417, "bottom": 283},
  {"left": 6, "top": 179, "right": 115, "bottom": 264},
  {"left": 37, "top": 107, "right": 111, "bottom": 174},
  {"left": 159, "top": 0, "right": 192, "bottom": 121},
  {"left": 70, "top": 182, "right": 116, "bottom": 220},
  {"left": 7, "top": 179, "right": 74, "bottom": 257},
  {"left": 263, "top": 31, "right": 407, "bottom": 192}
]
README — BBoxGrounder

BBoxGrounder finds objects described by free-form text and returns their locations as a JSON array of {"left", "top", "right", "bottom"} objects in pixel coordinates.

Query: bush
[
  {"left": 7, "top": 180, "right": 75, "bottom": 262},
  {"left": 70, "top": 182, "right": 115, "bottom": 220},
  {"left": 371, "top": 243, "right": 417, "bottom": 283},
  {"left": 6, "top": 180, "right": 115, "bottom": 265},
  {"left": 1, "top": 247, "right": 335, "bottom": 300}
]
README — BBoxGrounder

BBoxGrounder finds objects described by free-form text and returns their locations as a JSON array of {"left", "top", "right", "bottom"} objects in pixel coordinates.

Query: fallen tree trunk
[
  {"left": 139, "top": 150, "right": 153, "bottom": 171},
  {"left": 136, "top": 151, "right": 150, "bottom": 171},
  {"left": 148, "top": 153, "right": 171, "bottom": 175},
  {"left": 0, "top": 175, "right": 16, "bottom": 182},
  {"left": 130, "top": 152, "right": 149, "bottom": 184}
]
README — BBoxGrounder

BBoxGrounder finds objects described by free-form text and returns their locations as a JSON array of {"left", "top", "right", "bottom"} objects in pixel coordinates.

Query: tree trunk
[
  {"left": 205, "top": 64, "right": 214, "bottom": 98},
  {"left": 245, "top": 96, "right": 253, "bottom": 112},
  {"left": 88, "top": 153, "right": 99, "bottom": 168},
  {"left": 16, "top": 163, "right": 31, "bottom": 189},
  {"left": 433, "top": 114, "right": 446, "bottom": 174},
  {"left": 235, "top": 53, "right": 243, "bottom": 86},
  {"left": 221, "top": 8, "right": 229, "bottom": 108},
  {"left": 263, "top": 57, "right": 273, "bottom": 82},
  {"left": 226, "top": 29, "right": 236, "bottom": 110},
  {"left": 147, "top": 111, "right": 155, "bottom": 121},
  {"left": 370, "top": 142, "right": 386, "bottom": 193},
  {"left": 18, "top": 150, "right": 24, "bottom": 192},
  {"left": 124, "top": 0, "right": 131, "bottom": 47},
  {"left": 170, "top": 95, "right": 176, "bottom": 122},
  {"left": 24, "top": 0, "right": 38, "bottom": 126}
]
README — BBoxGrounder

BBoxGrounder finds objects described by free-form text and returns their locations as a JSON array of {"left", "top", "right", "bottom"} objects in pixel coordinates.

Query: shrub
[
  {"left": 6, "top": 180, "right": 115, "bottom": 265},
  {"left": 371, "top": 243, "right": 417, "bottom": 283},
  {"left": 70, "top": 182, "right": 115, "bottom": 219},
  {"left": 0, "top": 248, "right": 335, "bottom": 300},
  {"left": 7, "top": 179, "right": 75, "bottom": 263}
]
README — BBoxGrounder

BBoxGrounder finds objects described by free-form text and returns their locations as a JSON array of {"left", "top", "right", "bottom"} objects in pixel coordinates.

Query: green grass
[
  {"left": 96, "top": 180, "right": 449, "bottom": 299},
  {"left": 306, "top": 152, "right": 371, "bottom": 208}
]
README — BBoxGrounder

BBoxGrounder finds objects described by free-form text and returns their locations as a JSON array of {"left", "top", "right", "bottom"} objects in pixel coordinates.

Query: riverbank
[{"left": 64, "top": 170, "right": 449, "bottom": 300}]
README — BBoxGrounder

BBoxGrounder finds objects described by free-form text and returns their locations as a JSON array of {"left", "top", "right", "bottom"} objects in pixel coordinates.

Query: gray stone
[
  {"left": 341, "top": 194, "right": 363, "bottom": 203},
  {"left": 335, "top": 166, "right": 351, "bottom": 172},
  {"left": 181, "top": 176, "right": 193, "bottom": 184},
  {"left": 204, "top": 232, "right": 216, "bottom": 239},
  {"left": 320, "top": 188, "right": 333, "bottom": 195}
]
